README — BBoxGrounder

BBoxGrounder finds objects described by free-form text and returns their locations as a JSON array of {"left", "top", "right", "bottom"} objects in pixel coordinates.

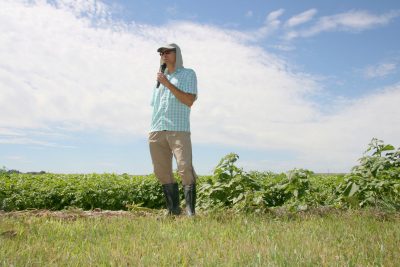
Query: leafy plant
[
  {"left": 1, "top": 139, "right": 399, "bottom": 212},
  {"left": 0, "top": 166, "right": 6, "bottom": 174},
  {"left": 337, "top": 138, "right": 400, "bottom": 210},
  {"left": 197, "top": 153, "right": 267, "bottom": 213},
  {"left": 0, "top": 173, "right": 165, "bottom": 211}
]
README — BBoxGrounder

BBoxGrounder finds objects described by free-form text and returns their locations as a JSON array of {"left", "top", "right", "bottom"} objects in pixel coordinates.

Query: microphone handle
[{"left": 156, "top": 64, "right": 167, "bottom": 88}]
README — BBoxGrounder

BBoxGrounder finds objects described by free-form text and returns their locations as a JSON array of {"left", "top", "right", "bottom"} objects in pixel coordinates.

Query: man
[{"left": 149, "top": 43, "right": 198, "bottom": 216}]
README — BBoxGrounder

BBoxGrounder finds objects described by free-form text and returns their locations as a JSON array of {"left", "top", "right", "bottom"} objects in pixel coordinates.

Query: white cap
[{"left": 157, "top": 43, "right": 178, "bottom": 52}]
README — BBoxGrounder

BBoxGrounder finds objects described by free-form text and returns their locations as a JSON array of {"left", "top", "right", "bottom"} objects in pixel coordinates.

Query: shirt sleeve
[
  {"left": 180, "top": 69, "right": 198, "bottom": 99},
  {"left": 150, "top": 88, "right": 155, "bottom": 106}
]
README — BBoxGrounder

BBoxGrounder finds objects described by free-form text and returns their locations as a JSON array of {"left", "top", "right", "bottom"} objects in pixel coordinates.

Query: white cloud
[
  {"left": 285, "top": 9, "right": 317, "bottom": 28},
  {"left": 363, "top": 62, "right": 397, "bottom": 78},
  {"left": 1, "top": 1, "right": 399, "bottom": 172},
  {"left": 271, "top": 44, "right": 296, "bottom": 52},
  {"left": 286, "top": 10, "right": 400, "bottom": 40},
  {"left": 267, "top": 9, "right": 285, "bottom": 22},
  {"left": 0, "top": 137, "right": 56, "bottom": 146},
  {"left": 302, "top": 83, "right": 400, "bottom": 171},
  {"left": 5, "top": 155, "right": 24, "bottom": 161},
  {"left": 249, "top": 9, "right": 285, "bottom": 39},
  {"left": 240, "top": 83, "right": 400, "bottom": 172},
  {"left": 245, "top": 10, "right": 253, "bottom": 18},
  {"left": 248, "top": 9, "right": 399, "bottom": 44},
  {"left": 53, "top": 0, "right": 110, "bottom": 19},
  {"left": 2, "top": 155, "right": 32, "bottom": 165},
  {"left": 0, "top": 127, "right": 76, "bottom": 148},
  {"left": 241, "top": 9, "right": 398, "bottom": 44},
  {"left": 0, "top": 0, "right": 156, "bottom": 137}
]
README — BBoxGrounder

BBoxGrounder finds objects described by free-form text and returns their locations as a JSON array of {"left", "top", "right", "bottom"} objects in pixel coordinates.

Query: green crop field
[
  {"left": 1, "top": 139, "right": 399, "bottom": 213},
  {"left": 1, "top": 138, "right": 399, "bottom": 266}
]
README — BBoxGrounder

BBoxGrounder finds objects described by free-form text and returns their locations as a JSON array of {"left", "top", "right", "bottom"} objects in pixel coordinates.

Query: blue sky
[{"left": 0, "top": 0, "right": 399, "bottom": 174}]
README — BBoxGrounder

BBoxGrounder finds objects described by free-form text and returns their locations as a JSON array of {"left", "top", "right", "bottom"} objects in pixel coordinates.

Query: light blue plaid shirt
[{"left": 150, "top": 67, "right": 197, "bottom": 132}]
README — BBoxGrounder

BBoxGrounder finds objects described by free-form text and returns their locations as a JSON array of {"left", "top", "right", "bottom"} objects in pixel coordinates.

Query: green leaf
[
  {"left": 343, "top": 181, "right": 359, "bottom": 197},
  {"left": 381, "top": 144, "right": 395, "bottom": 152}
]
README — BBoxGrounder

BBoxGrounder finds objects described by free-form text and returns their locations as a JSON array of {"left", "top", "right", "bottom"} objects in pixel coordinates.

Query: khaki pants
[{"left": 149, "top": 131, "right": 197, "bottom": 185}]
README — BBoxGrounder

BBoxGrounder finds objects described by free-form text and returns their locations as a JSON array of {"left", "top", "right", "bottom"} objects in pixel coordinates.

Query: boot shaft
[
  {"left": 184, "top": 183, "right": 196, "bottom": 216},
  {"left": 162, "top": 183, "right": 181, "bottom": 215}
]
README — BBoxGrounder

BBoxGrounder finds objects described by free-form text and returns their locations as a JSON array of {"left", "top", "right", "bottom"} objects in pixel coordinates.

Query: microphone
[{"left": 156, "top": 63, "right": 167, "bottom": 88}]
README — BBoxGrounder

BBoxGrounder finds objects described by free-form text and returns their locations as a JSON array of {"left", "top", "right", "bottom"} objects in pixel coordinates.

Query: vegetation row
[{"left": 1, "top": 138, "right": 399, "bottom": 212}]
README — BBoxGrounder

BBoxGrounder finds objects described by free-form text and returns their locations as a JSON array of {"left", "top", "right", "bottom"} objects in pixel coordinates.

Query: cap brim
[{"left": 157, "top": 45, "right": 176, "bottom": 52}]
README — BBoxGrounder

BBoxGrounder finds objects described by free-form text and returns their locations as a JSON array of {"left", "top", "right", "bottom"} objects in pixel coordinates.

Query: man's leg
[
  {"left": 149, "top": 131, "right": 175, "bottom": 184},
  {"left": 149, "top": 131, "right": 180, "bottom": 215},
  {"left": 168, "top": 131, "right": 197, "bottom": 216}
]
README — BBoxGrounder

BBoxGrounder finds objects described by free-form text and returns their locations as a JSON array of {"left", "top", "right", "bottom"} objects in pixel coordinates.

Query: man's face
[{"left": 160, "top": 49, "right": 176, "bottom": 65}]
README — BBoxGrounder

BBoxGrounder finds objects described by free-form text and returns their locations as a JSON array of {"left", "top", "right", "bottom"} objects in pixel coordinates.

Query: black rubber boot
[
  {"left": 184, "top": 184, "right": 196, "bottom": 216},
  {"left": 162, "top": 183, "right": 181, "bottom": 215}
]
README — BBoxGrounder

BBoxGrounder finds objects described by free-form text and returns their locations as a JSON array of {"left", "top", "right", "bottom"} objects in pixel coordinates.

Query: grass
[{"left": 1, "top": 209, "right": 399, "bottom": 266}]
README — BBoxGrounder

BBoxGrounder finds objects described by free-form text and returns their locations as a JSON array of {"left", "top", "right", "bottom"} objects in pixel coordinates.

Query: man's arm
[{"left": 157, "top": 73, "right": 196, "bottom": 107}]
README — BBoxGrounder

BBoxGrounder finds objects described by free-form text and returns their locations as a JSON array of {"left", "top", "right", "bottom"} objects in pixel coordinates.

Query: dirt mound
[{"left": 0, "top": 208, "right": 157, "bottom": 220}]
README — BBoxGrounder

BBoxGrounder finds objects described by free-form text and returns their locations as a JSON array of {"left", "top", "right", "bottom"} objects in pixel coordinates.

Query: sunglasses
[{"left": 159, "top": 50, "right": 176, "bottom": 56}]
